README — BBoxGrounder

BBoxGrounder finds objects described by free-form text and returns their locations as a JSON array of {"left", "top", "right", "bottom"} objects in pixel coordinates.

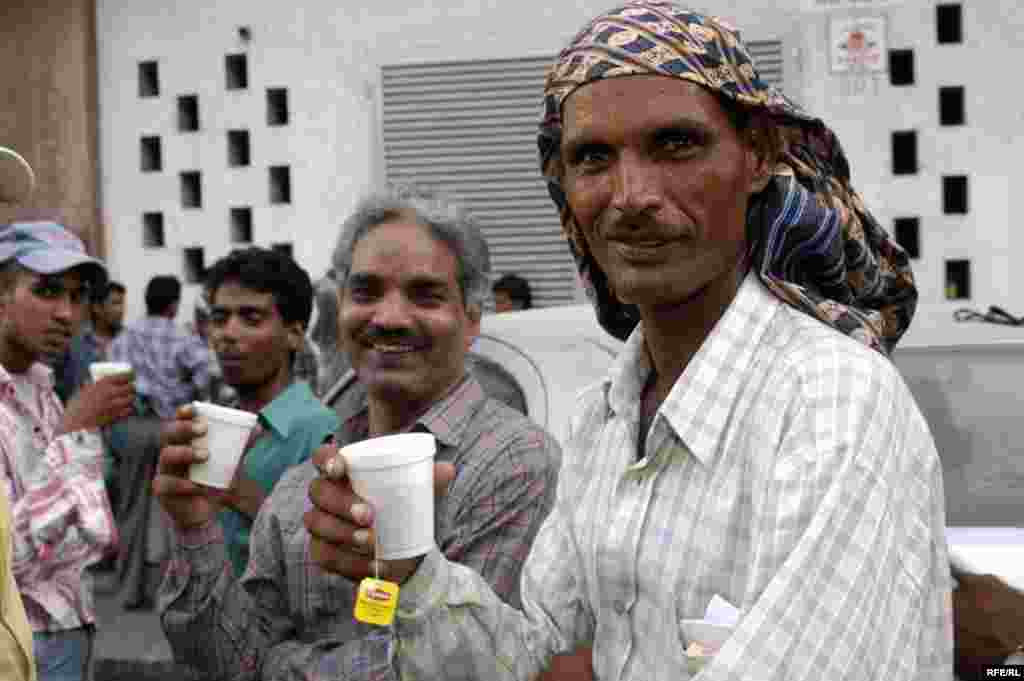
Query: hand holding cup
[
  {"left": 305, "top": 436, "right": 456, "bottom": 584},
  {"left": 60, "top": 363, "right": 135, "bottom": 433},
  {"left": 154, "top": 404, "right": 223, "bottom": 530}
]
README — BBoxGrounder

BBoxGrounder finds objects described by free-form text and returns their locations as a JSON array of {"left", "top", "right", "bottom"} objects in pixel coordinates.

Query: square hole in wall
[
  {"left": 177, "top": 95, "right": 200, "bottom": 132},
  {"left": 140, "top": 136, "right": 162, "bottom": 172},
  {"left": 138, "top": 61, "right": 159, "bottom": 97},
  {"left": 272, "top": 242, "right": 293, "bottom": 259},
  {"left": 228, "top": 130, "right": 251, "bottom": 167},
  {"left": 269, "top": 165, "right": 291, "bottom": 204},
  {"left": 142, "top": 212, "right": 165, "bottom": 248},
  {"left": 943, "top": 175, "right": 968, "bottom": 214},
  {"left": 891, "top": 131, "right": 918, "bottom": 175},
  {"left": 180, "top": 171, "right": 202, "bottom": 209},
  {"left": 888, "top": 50, "right": 914, "bottom": 86},
  {"left": 267, "top": 88, "right": 289, "bottom": 126},
  {"left": 945, "top": 259, "right": 970, "bottom": 300},
  {"left": 230, "top": 206, "right": 253, "bottom": 243},
  {"left": 937, "top": 4, "right": 963, "bottom": 44},
  {"left": 893, "top": 217, "right": 920, "bottom": 259},
  {"left": 225, "top": 53, "right": 248, "bottom": 90},
  {"left": 939, "top": 86, "right": 965, "bottom": 126},
  {"left": 184, "top": 247, "right": 205, "bottom": 284}
]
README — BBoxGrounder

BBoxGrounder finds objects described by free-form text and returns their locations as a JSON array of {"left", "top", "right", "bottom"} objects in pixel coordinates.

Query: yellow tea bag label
[{"left": 355, "top": 578, "right": 399, "bottom": 626}]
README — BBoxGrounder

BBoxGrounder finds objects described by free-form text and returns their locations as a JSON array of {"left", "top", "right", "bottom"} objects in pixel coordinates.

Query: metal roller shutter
[{"left": 381, "top": 43, "right": 783, "bottom": 308}]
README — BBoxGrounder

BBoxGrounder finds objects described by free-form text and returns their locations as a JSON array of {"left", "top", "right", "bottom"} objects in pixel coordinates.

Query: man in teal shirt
[{"left": 203, "top": 247, "right": 338, "bottom": 575}]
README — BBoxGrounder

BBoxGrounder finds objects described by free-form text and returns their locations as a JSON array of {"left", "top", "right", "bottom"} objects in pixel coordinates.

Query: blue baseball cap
[{"left": 0, "top": 221, "right": 107, "bottom": 288}]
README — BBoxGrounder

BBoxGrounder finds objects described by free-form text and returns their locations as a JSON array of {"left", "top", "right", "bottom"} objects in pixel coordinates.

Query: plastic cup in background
[
  {"left": 188, "top": 401, "right": 259, "bottom": 489},
  {"left": 89, "top": 361, "right": 133, "bottom": 381},
  {"left": 340, "top": 432, "right": 437, "bottom": 560}
]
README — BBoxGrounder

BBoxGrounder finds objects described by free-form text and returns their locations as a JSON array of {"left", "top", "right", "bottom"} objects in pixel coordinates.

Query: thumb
[{"left": 434, "top": 462, "right": 456, "bottom": 497}]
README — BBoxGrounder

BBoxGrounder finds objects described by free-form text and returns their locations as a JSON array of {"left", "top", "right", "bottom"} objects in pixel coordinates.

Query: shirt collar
[
  {"left": 342, "top": 373, "right": 487, "bottom": 450},
  {"left": 603, "top": 272, "right": 781, "bottom": 466},
  {"left": 0, "top": 361, "right": 54, "bottom": 393},
  {"left": 257, "top": 381, "right": 319, "bottom": 439}
]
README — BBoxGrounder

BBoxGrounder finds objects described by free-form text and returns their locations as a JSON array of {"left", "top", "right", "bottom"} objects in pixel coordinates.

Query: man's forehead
[
  {"left": 347, "top": 268, "right": 451, "bottom": 288},
  {"left": 210, "top": 282, "right": 276, "bottom": 308}
]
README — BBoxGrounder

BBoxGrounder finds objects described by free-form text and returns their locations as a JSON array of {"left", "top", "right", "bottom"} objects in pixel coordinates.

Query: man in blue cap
[{"left": 0, "top": 217, "right": 136, "bottom": 681}]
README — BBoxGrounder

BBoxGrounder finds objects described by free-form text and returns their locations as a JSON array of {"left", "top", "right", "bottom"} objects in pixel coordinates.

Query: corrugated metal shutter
[
  {"left": 748, "top": 40, "right": 784, "bottom": 88},
  {"left": 381, "top": 43, "right": 783, "bottom": 308}
]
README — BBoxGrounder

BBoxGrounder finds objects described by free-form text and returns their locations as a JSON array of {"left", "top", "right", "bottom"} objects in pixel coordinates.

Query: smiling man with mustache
[
  {"left": 152, "top": 185, "right": 560, "bottom": 681},
  {"left": 0, "top": 219, "right": 134, "bottom": 681},
  {"left": 302, "top": 3, "right": 952, "bottom": 680}
]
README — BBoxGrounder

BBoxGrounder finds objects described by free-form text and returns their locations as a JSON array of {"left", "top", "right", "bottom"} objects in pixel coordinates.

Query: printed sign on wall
[{"left": 829, "top": 15, "right": 887, "bottom": 72}]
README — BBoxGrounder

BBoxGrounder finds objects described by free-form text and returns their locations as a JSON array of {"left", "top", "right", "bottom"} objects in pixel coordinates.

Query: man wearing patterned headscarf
[{"left": 304, "top": 3, "right": 952, "bottom": 679}]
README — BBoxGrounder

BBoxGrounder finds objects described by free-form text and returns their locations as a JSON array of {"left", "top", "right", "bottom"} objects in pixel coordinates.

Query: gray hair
[{"left": 331, "top": 184, "right": 492, "bottom": 312}]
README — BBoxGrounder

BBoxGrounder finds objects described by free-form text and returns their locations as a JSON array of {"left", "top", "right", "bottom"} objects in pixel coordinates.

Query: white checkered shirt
[{"left": 396, "top": 273, "right": 953, "bottom": 680}]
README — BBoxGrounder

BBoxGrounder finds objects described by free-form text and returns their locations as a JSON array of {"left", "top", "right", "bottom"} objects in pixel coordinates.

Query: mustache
[
  {"left": 596, "top": 210, "right": 689, "bottom": 241},
  {"left": 360, "top": 326, "right": 427, "bottom": 346}
]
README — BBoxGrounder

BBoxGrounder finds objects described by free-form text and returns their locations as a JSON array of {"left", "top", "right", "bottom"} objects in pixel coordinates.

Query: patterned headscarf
[{"left": 538, "top": 1, "right": 916, "bottom": 355}]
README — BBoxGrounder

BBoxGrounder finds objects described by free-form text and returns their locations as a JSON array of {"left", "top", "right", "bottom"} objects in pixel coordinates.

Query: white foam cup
[
  {"left": 340, "top": 432, "right": 437, "bottom": 561},
  {"left": 188, "top": 401, "right": 259, "bottom": 489},
  {"left": 89, "top": 361, "right": 133, "bottom": 381}
]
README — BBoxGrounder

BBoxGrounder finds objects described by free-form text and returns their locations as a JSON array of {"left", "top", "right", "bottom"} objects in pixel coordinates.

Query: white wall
[{"left": 97, "top": 0, "right": 1020, "bottom": 339}]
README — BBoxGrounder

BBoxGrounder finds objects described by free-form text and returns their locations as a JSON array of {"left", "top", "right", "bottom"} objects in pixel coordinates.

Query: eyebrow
[
  {"left": 210, "top": 303, "right": 270, "bottom": 316},
  {"left": 347, "top": 272, "right": 449, "bottom": 289},
  {"left": 561, "top": 116, "right": 713, "bottom": 156}
]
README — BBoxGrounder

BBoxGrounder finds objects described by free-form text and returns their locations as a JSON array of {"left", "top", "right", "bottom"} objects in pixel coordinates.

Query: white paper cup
[
  {"left": 89, "top": 361, "right": 133, "bottom": 381},
  {"left": 340, "top": 432, "right": 437, "bottom": 560},
  {"left": 188, "top": 401, "right": 259, "bottom": 489}
]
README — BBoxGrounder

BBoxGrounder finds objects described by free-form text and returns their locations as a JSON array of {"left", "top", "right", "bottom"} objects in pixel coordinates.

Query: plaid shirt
[
  {"left": 109, "top": 316, "right": 211, "bottom": 418},
  {"left": 159, "top": 374, "right": 561, "bottom": 680},
  {"left": 0, "top": 363, "right": 117, "bottom": 633},
  {"left": 394, "top": 273, "right": 954, "bottom": 680}
]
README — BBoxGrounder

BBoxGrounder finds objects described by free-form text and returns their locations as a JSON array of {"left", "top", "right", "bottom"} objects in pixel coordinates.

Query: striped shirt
[
  {"left": 159, "top": 374, "right": 561, "bottom": 680},
  {"left": 0, "top": 363, "right": 117, "bottom": 633},
  {"left": 109, "top": 316, "right": 211, "bottom": 419},
  {"left": 395, "top": 273, "right": 954, "bottom": 680}
]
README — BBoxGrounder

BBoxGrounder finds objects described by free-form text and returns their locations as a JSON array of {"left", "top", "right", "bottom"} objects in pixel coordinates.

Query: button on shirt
[
  {"left": 394, "top": 273, "right": 954, "bottom": 680},
  {"left": 218, "top": 381, "right": 339, "bottom": 576},
  {"left": 159, "top": 374, "right": 561, "bottom": 680},
  {"left": 109, "top": 316, "right": 211, "bottom": 419},
  {"left": 0, "top": 363, "right": 117, "bottom": 633}
]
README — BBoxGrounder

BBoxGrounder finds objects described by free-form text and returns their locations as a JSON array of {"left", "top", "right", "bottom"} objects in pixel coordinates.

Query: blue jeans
[{"left": 33, "top": 626, "right": 94, "bottom": 681}]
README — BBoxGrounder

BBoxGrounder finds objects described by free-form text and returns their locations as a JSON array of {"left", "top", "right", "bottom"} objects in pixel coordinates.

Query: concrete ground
[{"left": 91, "top": 570, "right": 192, "bottom": 681}]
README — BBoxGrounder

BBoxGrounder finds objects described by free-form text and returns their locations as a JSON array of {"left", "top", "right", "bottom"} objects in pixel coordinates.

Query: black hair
[
  {"left": 92, "top": 280, "right": 125, "bottom": 305},
  {"left": 204, "top": 247, "right": 314, "bottom": 327},
  {"left": 145, "top": 275, "right": 182, "bottom": 315},
  {"left": 492, "top": 273, "right": 533, "bottom": 309}
]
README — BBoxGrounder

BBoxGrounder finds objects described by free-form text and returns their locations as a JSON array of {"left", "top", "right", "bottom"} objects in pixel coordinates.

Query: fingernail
[
  {"left": 351, "top": 503, "right": 371, "bottom": 525},
  {"left": 353, "top": 529, "right": 370, "bottom": 546},
  {"left": 193, "top": 447, "right": 209, "bottom": 461}
]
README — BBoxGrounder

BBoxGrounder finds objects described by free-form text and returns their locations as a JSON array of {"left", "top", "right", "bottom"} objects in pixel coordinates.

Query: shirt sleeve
[
  {"left": 693, "top": 348, "right": 954, "bottom": 680},
  {"left": 392, "top": 411, "right": 601, "bottom": 680},
  {"left": 3, "top": 429, "right": 116, "bottom": 581},
  {"left": 161, "top": 419, "right": 566, "bottom": 681}
]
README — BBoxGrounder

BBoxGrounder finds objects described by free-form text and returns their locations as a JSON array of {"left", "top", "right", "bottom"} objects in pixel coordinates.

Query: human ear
[{"left": 285, "top": 321, "right": 305, "bottom": 352}]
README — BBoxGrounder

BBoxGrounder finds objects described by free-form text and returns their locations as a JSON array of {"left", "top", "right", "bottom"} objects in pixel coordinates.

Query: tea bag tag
[{"left": 354, "top": 578, "right": 399, "bottom": 626}]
